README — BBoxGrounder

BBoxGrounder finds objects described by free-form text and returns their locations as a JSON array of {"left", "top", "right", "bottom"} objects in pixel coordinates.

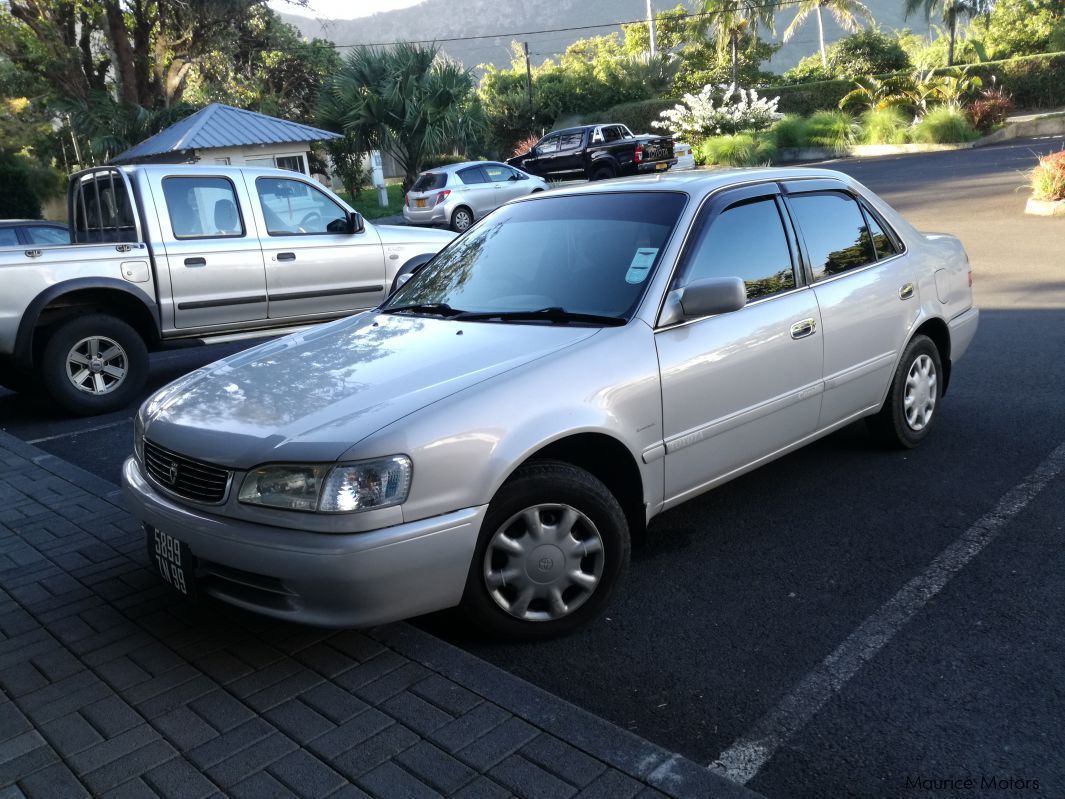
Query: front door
[
  {"left": 782, "top": 183, "right": 919, "bottom": 427},
  {"left": 152, "top": 174, "right": 268, "bottom": 329},
  {"left": 656, "top": 184, "right": 825, "bottom": 505},
  {"left": 455, "top": 165, "right": 499, "bottom": 220},
  {"left": 251, "top": 175, "right": 387, "bottom": 319}
]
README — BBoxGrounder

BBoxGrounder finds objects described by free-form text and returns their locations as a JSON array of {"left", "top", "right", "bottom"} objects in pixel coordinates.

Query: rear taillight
[
  {"left": 634, "top": 145, "right": 644, "bottom": 164},
  {"left": 434, "top": 190, "right": 450, "bottom": 206}
]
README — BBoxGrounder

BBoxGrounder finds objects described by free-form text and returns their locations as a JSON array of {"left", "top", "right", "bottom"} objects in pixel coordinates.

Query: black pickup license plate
[{"left": 145, "top": 525, "right": 196, "bottom": 598}]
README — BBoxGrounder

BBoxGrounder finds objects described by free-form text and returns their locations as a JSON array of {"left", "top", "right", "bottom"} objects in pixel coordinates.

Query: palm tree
[
  {"left": 701, "top": 0, "right": 776, "bottom": 85},
  {"left": 317, "top": 43, "right": 485, "bottom": 191},
  {"left": 904, "top": 0, "right": 977, "bottom": 66},
  {"left": 783, "top": 0, "right": 875, "bottom": 69}
]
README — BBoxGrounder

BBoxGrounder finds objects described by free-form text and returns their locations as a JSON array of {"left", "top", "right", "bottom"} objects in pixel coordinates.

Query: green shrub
[
  {"left": 859, "top": 107, "right": 911, "bottom": 144},
  {"left": 695, "top": 134, "right": 777, "bottom": 166},
  {"left": 1029, "top": 150, "right": 1065, "bottom": 201},
  {"left": 582, "top": 98, "right": 678, "bottom": 135},
  {"left": 910, "top": 107, "right": 980, "bottom": 143},
  {"left": 0, "top": 152, "right": 43, "bottom": 219},
  {"left": 805, "top": 111, "right": 857, "bottom": 151},
  {"left": 769, "top": 115, "right": 810, "bottom": 148},
  {"left": 771, "top": 80, "right": 853, "bottom": 116}
]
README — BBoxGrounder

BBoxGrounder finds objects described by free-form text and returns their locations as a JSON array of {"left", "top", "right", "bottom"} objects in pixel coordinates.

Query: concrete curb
[{"left": 1, "top": 429, "right": 767, "bottom": 799}]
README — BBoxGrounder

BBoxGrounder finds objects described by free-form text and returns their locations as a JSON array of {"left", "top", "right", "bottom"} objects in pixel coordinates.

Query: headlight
[
  {"left": 238, "top": 456, "right": 412, "bottom": 514},
  {"left": 133, "top": 413, "right": 145, "bottom": 464}
]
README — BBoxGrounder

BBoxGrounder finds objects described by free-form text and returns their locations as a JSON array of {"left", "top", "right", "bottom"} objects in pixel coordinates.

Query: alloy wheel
[
  {"left": 66, "top": 336, "right": 128, "bottom": 395},
  {"left": 903, "top": 353, "right": 937, "bottom": 431}
]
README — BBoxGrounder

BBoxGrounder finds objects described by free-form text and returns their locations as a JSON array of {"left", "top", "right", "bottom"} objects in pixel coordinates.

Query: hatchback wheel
[
  {"left": 451, "top": 206, "right": 474, "bottom": 232},
  {"left": 462, "top": 460, "right": 629, "bottom": 640},
  {"left": 868, "top": 334, "right": 943, "bottom": 448}
]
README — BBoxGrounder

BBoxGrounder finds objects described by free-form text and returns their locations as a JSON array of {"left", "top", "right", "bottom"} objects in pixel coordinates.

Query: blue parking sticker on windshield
[{"left": 625, "top": 248, "right": 658, "bottom": 284}]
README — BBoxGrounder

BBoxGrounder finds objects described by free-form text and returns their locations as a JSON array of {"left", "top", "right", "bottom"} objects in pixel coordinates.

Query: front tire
[
  {"left": 867, "top": 334, "right": 943, "bottom": 449},
  {"left": 40, "top": 314, "right": 148, "bottom": 416},
  {"left": 461, "top": 460, "right": 630, "bottom": 641}
]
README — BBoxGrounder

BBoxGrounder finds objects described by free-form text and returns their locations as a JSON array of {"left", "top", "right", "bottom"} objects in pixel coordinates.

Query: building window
[{"left": 275, "top": 155, "right": 307, "bottom": 174}]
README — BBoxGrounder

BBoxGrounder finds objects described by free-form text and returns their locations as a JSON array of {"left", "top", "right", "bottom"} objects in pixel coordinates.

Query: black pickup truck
[{"left": 506, "top": 123, "right": 677, "bottom": 181}]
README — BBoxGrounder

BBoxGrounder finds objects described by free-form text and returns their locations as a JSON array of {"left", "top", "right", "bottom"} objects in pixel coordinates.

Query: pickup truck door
[
  {"left": 553, "top": 131, "right": 588, "bottom": 177},
  {"left": 151, "top": 174, "right": 268, "bottom": 329},
  {"left": 520, "top": 134, "right": 560, "bottom": 177},
  {"left": 655, "top": 184, "right": 824, "bottom": 505},
  {"left": 250, "top": 174, "right": 388, "bottom": 318}
]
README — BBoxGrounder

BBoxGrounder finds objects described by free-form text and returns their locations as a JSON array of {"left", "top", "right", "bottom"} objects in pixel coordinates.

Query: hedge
[
  {"left": 578, "top": 97, "right": 679, "bottom": 134},
  {"left": 767, "top": 50, "right": 1065, "bottom": 115}
]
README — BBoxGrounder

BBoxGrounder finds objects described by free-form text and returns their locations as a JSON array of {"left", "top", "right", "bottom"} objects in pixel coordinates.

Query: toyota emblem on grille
[{"left": 165, "top": 460, "right": 179, "bottom": 485}]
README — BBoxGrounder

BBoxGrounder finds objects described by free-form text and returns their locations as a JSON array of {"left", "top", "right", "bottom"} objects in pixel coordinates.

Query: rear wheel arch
[
  {"left": 506, "top": 432, "right": 647, "bottom": 539},
  {"left": 912, "top": 317, "right": 952, "bottom": 395}
]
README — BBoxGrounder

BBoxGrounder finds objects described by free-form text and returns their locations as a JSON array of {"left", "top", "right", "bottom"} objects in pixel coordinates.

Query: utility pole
[
  {"left": 646, "top": 0, "right": 656, "bottom": 58},
  {"left": 523, "top": 41, "right": 533, "bottom": 108}
]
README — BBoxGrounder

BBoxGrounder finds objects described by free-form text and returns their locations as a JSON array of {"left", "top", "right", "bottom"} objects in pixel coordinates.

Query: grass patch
[
  {"left": 770, "top": 115, "right": 810, "bottom": 149},
  {"left": 910, "top": 107, "right": 980, "bottom": 144},
  {"left": 859, "top": 107, "right": 910, "bottom": 144},
  {"left": 695, "top": 134, "right": 778, "bottom": 166},
  {"left": 340, "top": 184, "right": 406, "bottom": 219},
  {"left": 805, "top": 110, "right": 857, "bottom": 151}
]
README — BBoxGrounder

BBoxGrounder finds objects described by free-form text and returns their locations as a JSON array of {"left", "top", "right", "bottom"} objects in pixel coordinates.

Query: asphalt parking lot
[{"left": 3, "top": 137, "right": 1064, "bottom": 797}]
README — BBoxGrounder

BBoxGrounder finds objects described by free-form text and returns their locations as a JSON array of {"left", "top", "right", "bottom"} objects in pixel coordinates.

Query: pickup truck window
[
  {"left": 256, "top": 177, "right": 348, "bottom": 236},
  {"left": 682, "top": 197, "right": 796, "bottom": 301},
  {"left": 537, "top": 136, "right": 560, "bottom": 155},
  {"left": 559, "top": 133, "right": 584, "bottom": 151},
  {"left": 162, "top": 176, "right": 245, "bottom": 239},
  {"left": 601, "top": 127, "right": 622, "bottom": 143},
  {"left": 72, "top": 172, "right": 137, "bottom": 244}
]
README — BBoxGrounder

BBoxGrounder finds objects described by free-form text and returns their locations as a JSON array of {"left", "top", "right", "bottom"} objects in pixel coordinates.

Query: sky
[{"left": 269, "top": 0, "right": 426, "bottom": 19}]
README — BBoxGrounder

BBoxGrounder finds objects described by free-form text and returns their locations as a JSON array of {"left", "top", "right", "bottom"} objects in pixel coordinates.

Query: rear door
[
  {"left": 656, "top": 184, "right": 824, "bottom": 504},
  {"left": 553, "top": 131, "right": 587, "bottom": 176},
  {"left": 782, "top": 181, "right": 917, "bottom": 428},
  {"left": 150, "top": 173, "right": 268, "bottom": 329},
  {"left": 251, "top": 174, "right": 387, "bottom": 318}
]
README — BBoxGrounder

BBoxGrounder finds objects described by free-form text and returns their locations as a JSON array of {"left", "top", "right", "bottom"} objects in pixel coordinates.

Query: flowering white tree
[{"left": 655, "top": 84, "right": 782, "bottom": 138}]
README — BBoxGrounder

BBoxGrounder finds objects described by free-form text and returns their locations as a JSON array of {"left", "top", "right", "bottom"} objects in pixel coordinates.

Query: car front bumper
[{"left": 122, "top": 456, "right": 484, "bottom": 627}]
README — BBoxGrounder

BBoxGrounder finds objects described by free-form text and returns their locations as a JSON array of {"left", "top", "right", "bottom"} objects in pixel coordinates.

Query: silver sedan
[
  {"left": 403, "top": 161, "right": 549, "bottom": 232},
  {"left": 123, "top": 168, "right": 978, "bottom": 640}
]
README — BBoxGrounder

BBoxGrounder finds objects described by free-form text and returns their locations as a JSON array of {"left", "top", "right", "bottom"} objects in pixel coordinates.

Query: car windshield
[
  {"left": 411, "top": 172, "right": 447, "bottom": 192},
  {"left": 383, "top": 192, "right": 686, "bottom": 322}
]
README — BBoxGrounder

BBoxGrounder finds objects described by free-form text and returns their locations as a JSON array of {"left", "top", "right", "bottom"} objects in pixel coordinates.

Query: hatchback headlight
[{"left": 238, "top": 456, "right": 412, "bottom": 514}]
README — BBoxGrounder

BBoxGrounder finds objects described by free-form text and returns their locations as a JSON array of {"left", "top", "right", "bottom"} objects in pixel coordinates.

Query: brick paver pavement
[{"left": 0, "top": 431, "right": 762, "bottom": 799}]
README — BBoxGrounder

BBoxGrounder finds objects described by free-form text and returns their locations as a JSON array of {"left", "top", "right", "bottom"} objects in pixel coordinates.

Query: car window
[
  {"left": 412, "top": 172, "right": 447, "bottom": 192},
  {"left": 602, "top": 127, "right": 622, "bottom": 142},
  {"left": 862, "top": 204, "right": 900, "bottom": 259},
  {"left": 681, "top": 197, "right": 796, "bottom": 301},
  {"left": 25, "top": 225, "right": 70, "bottom": 245},
  {"left": 536, "top": 135, "right": 560, "bottom": 155},
  {"left": 0, "top": 228, "right": 18, "bottom": 247},
  {"left": 482, "top": 165, "right": 512, "bottom": 182},
  {"left": 458, "top": 166, "right": 489, "bottom": 185},
  {"left": 162, "top": 176, "right": 245, "bottom": 239},
  {"left": 256, "top": 177, "right": 348, "bottom": 236},
  {"left": 559, "top": 133, "right": 584, "bottom": 151},
  {"left": 789, "top": 192, "right": 877, "bottom": 280}
]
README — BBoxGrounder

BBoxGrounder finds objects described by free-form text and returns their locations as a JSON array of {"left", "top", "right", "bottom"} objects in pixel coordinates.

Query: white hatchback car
[{"left": 403, "top": 161, "right": 549, "bottom": 232}]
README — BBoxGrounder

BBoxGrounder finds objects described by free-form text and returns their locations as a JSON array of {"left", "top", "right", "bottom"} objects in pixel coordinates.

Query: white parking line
[
  {"left": 26, "top": 418, "right": 132, "bottom": 444},
  {"left": 710, "top": 440, "right": 1065, "bottom": 785}
]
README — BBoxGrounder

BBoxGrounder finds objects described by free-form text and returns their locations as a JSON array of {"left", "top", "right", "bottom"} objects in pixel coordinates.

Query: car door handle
[
  {"left": 183, "top": 257, "right": 206, "bottom": 267},
  {"left": 900, "top": 282, "right": 915, "bottom": 300},
  {"left": 790, "top": 318, "right": 817, "bottom": 339},
  {"left": 276, "top": 252, "right": 296, "bottom": 262}
]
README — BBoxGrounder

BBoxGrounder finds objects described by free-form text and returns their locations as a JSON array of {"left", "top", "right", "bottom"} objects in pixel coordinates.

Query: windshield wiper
[
  {"left": 454, "top": 307, "right": 626, "bottom": 326},
  {"left": 383, "top": 302, "right": 466, "bottom": 318}
]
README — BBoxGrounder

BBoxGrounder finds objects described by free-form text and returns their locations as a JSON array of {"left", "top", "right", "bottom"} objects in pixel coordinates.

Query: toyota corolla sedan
[
  {"left": 403, "top": 161, "right": 549, "bottom": 232},
  {"left": 124, "top": 168, "right": 979, "bottom": 640}
]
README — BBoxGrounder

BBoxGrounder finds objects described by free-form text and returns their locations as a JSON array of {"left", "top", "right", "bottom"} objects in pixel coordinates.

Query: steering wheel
[{"left": 297, "top": 211, "right": 322, "bottom": 232}]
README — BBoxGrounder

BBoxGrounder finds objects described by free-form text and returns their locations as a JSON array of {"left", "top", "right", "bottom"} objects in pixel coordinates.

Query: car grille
[{"left": 144, "top": 440, "right": 231, "bottom": 504}]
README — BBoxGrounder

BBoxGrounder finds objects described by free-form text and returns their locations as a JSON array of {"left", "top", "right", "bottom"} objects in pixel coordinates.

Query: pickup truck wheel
[
  {"left": 591, "top": 165, "right": 616, "bottom": 181},
  {"left": 41, "top": 314, "right": 148, "bottom": 416},
  {"left": 451, "top": 206, "right": 474, "bottom": 233},
  {"left": 867, "top": 334, "right": 943, "bottom": 449},
  {"left": 462, "top": 460, "right": 630, "bottom": 641}
]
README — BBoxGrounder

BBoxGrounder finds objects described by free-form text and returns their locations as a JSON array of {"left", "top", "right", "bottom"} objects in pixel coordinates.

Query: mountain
[{"left": 281, "top": 0, "right": 934, "bottom": 75}]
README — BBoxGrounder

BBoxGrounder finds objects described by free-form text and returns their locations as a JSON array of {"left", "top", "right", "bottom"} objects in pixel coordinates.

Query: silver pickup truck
[{"left": 0, "top": 165, "right": 453, "bottom": 415}]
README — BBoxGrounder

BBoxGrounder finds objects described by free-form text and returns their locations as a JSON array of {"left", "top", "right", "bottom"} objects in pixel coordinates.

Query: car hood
[{"left": 143, "top": 312, "right": 599, "bottom": 468}]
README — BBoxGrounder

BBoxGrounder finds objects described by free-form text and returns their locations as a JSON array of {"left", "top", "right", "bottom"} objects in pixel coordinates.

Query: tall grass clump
[
  {"left": 859, "top": 107, "right": 910, "bottom": 145},
  {"left": 1030, "top": 150, "right": 1065, "bottom": 201},
  {"left": 769, "top": 115, "right": 810, "bottom": 149},
  {"left": 695, "top": 134, "right": 778, "bottom": 166},
  {"left": 910, "top": 107, "right": 979, "bottom": 144},
  {"left": 805, "top": 111, "right": 857, "bottom": 152}
]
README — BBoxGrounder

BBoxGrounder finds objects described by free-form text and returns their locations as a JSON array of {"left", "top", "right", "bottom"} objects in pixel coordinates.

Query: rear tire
[
  {"left": 450, "top": 206, "right": 474, "bottom": 232},
  {"left": 461, "top": 460, "right": 630, "bottom": 641},
  {"left": 40, "top": 314, "right": 148, "bottom": 416},
  {"left": 867, "top": 334, "right": 943, "bottom": 449},
  {"left": 590, "top": 165, "right": 616, "bottom": 181}
]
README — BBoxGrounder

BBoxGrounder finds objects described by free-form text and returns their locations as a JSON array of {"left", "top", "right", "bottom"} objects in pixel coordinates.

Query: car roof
[{"left": 421, "top": 161, "right": 511, "bottom": 175}]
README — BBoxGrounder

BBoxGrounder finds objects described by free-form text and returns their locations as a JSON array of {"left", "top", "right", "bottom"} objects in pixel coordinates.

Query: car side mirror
[
  {"left": 659, "top": 276, "right": 746, "bottom": 326},
  {"left": 348, "top": 211, "right": 365, "bottom": 234}
]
